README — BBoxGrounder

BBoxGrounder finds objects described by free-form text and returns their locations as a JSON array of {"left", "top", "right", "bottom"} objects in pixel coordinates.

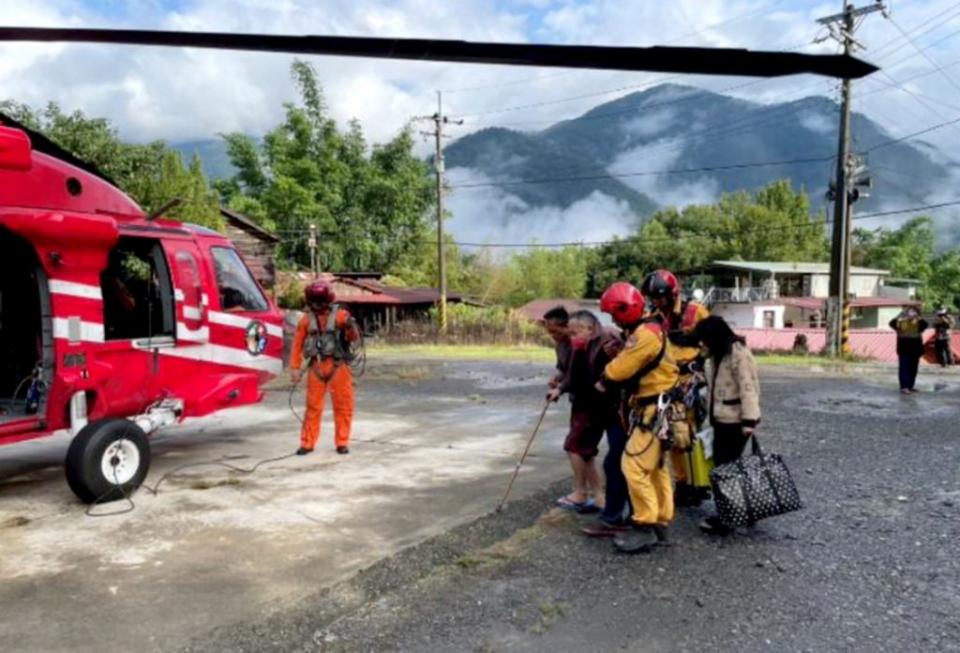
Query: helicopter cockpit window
[
  {"left": 211, "top": 247, "right": 268, "bottom": 313},
  {"left": 101, "top": 237, "right": 175, "bottom": 341}
]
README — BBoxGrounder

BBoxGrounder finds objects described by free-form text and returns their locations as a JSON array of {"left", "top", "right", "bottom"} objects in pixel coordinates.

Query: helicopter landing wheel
[{"left": 65, "top": 419, "right": 151, "bottom": 504}]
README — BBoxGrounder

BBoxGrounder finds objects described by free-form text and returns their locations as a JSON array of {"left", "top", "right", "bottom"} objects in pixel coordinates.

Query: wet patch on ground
[{"left": 784, "top": 384, "right": 960, "bottom": 418}]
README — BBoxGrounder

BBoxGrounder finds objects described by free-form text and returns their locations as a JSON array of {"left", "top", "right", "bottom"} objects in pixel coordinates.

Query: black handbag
[{"left": 710, "top": 437, "right": 803, "bottom": 527}]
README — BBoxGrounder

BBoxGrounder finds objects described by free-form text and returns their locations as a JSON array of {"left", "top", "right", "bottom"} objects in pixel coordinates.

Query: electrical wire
[
  {"left": 866, "top": 113, "right": 960, "bottom": 152},
  {"left": 273, "top": 196, "right": 960, "bottom": 250},
  {"left": 449, "top": 155, "right": 834, "bottom": 190},
  {"left": 886, "top": 14, "right": 960, "bottom": 96},
  {"left": 867, "top": 1, "right": 960, "bottom": 63},
  {"left": 441, "top": 0, "right": 792, "bottom": 96}
]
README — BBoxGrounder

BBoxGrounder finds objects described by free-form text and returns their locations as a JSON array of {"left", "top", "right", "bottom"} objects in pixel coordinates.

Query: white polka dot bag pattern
[{"left": 709, "top": 438, "right": 803, "bottom": 528}]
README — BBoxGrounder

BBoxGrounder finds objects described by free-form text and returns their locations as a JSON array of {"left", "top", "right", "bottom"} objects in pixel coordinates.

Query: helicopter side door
[
  {"left": 165, "top": 240, "right": 210, "bottom": 345},
  {"left": 95, "top": 236, "right": 176, "bottom": 416}
]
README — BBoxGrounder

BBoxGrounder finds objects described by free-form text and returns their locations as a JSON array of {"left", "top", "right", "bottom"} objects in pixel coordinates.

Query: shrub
[{"left": 383, "top": 303, "right": 550, "bottom": 346}]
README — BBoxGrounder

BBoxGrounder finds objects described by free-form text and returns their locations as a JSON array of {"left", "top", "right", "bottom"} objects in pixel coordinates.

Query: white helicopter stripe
[
  {"left": 52, "top": 317, "right": 105, "bottom": 343},
  {"left": 49, "top": 280, "right": 103, "bottom": 300},
  {"left": 207, "top": 310, "right": 284, "bottom": 337},
  {"left": 158, "top": 343, "right": 282, "bottom": 374}
]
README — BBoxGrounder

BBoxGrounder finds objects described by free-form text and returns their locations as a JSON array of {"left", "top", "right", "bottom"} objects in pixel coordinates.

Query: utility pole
[
  {"left": 418, "top": 91, "right": 462, "bottom": 337},
  {"left": 818, "top": 1, "right": 884, "bottom": 357},
  {"left": 308, "top": 223, "right": 318, "bottom": 278}
]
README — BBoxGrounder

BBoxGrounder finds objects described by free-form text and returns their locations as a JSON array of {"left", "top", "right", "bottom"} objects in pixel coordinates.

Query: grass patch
[
  {"left": 755, "top": 352, "right": 872, "bottom": 366},
  {"left": 531, "top": 601, "right": 568, "bottom": 635},
  {"left": 453, "top": 509, "right": 574, "bottom": 570},
  {"left": 368, "top": 344, "right": 555, "bottom": 363}
]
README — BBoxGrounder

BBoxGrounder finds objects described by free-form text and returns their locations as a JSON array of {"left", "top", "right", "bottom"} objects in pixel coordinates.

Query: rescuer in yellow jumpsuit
[
  {"left": 641, "top": 269, "right": 710, "bottom": 507},
  {"left": 597, "top": 281, "right": 679, "bottom": 554}
]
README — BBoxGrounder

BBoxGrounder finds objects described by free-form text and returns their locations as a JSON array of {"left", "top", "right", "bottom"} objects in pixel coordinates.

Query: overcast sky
[{"left": 4, "top": 0, "right": 960, "bottom": 160}]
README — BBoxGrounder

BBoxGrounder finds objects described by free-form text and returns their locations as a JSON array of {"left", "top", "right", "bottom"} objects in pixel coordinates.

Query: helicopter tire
[{"left": 65, "top": 419, "right": 151, "bottom": 504}]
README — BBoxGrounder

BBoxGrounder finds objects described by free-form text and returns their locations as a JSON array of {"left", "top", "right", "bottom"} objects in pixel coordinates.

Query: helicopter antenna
[{"left": 147, "top": 198, "right": 183, "bottom": 221}]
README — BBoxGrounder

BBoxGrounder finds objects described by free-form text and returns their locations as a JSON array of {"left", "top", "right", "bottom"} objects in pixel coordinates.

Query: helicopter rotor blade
[{"left": 0, "top": 27, "right": 877, "bottom": 79}]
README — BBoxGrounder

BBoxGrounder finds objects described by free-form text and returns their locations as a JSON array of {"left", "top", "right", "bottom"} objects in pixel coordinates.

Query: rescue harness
[{"left": 304, "top": 304, "right": 365, "bottom": 381}]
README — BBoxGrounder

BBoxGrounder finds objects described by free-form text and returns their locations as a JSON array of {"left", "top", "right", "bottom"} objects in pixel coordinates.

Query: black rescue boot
[
  {"left": 336, "top": 446, "right": 350, "bottom": 455},
  {"left": 673, "top": 482, "right": 695, "bottom": 508},
  {"left": 653, "top": 525, "right": 672, "bottom": 547},
  {"left": 614, "top": 525, "right": 658, "bottom": 554},
  {"left": 699, "top": 515, "right": 733, "bottom": 535},
  {"left": 296, "top": 447, "right": 313, "bottom": 456}
]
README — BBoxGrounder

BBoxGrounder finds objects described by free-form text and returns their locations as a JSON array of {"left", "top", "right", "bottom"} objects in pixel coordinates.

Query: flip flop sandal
[
  {"left": 556, "top": 496, "right": 587, "bottom": 511},
  {"left": 576, "top": 499, "right": 601, "bottom": 514}
]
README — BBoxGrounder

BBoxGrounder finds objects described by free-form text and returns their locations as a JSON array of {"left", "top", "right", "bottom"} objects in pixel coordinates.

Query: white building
[{"left": 703, "top": 261, "right": 919, "bottom": 330}]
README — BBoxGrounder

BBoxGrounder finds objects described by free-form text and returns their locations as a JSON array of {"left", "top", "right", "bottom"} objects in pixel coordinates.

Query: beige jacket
[{"left": 705, "top": 342, "right": 761, "bottom": 427}]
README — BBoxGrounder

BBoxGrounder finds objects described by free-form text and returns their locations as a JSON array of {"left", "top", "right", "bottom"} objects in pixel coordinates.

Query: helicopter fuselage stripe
[{"left": 49, "top": 280, "right": 102, "bottom": 300}]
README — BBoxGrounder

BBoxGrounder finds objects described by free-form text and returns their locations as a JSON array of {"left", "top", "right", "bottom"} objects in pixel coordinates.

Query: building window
[
  {"left": 211, "top": 247, "right": 268, "bottom": 312},
  {"left": 763, "top": 310, "right": 776, "bottom": 329}
]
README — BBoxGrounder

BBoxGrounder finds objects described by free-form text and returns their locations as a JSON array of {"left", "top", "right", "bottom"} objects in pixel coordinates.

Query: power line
[
  {"left": 455, "top": 80, "right": 838, "bottom": 185},
  {"left": 867, "top": 1, "right": 960, "bottom": 62},
  {"left": 866, "top": 112, "right": 960, "bottom": 151},
  {"left": 886, "top": 14, "right": 960, "bottom": 98},
  {"left": 441, "top": 0, "right": 792, "bottom": 96},
  {"left": 449, "top": 155, "right": 834, "bottom": 190},
  {"left": 453, "top": 74, "right": 688, "bottom": 118},
  {"left": 860, "top": 53, "right": 960, "bottom": 96},
  {"left": 862, "top": 70, "right": 960, "bottom": 114},
  {"left": 881, "top": 24, "right": 960, "bottom": 73},
  {"left": 273, "top": 197, "right": 960, "bottom": 249},
  {"left": 453, "top": 40, "right": 821, "bottom": 121}
]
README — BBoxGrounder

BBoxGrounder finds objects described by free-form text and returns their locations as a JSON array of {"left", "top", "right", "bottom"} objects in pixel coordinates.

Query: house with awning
[{"left": 703, "top": 260, "right": 919, "bottom": 330}]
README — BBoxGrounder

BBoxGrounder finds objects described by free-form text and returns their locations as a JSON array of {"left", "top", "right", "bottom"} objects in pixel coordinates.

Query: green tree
[
  {"left": 586, "top": 180, "right": 828, "bottom": 295},
  {"left": 221, "top": 60, "right": 434, "bottom": 272},
  {"left": 0, "top": 100, "right": 222, "bottom": 228},
  {"left": 855, "top": 216, "right": 960, "bottom": 309}
]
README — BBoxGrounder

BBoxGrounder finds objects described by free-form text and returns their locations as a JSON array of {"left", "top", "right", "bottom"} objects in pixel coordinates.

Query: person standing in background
[
  {"left": 934, "top": 308, "right": 954, "bottom": 367},
  {"left": 890, "top": 306, "right": 929, "bottom": 394}
]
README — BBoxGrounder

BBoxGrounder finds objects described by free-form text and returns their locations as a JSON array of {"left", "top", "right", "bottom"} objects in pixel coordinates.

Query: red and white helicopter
[{"left": 0, "top": 26, "right": 875, "bottom": 503}]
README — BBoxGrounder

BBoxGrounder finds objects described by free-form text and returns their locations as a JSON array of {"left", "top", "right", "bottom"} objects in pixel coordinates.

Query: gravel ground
[{"left": 190, "top": 369, "right": 960, "bottom": 653}]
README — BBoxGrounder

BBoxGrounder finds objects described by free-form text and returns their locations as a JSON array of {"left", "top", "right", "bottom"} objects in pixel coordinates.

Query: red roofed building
[{"left": 321, "top": 272, "right": 463, "bottom": 332}]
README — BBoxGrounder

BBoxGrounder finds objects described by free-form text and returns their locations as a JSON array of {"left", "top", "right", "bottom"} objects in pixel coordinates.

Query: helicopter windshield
[{"left": 211, "top": 247, "right": 268, "bottom": 313}]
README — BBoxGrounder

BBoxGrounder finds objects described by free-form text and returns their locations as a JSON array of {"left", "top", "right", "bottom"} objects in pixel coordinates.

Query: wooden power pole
[
  {"left": 819, "top": 1, "right": 884, "bottom": 357},
  {"left": 419, "top": 91, "right": 462, "bottom": 337}
]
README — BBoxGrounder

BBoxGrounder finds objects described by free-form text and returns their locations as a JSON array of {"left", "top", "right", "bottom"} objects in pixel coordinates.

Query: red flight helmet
[
  {"left": 304, "top": 280, "right": 336, "bottom": 307},
  {"left": 641, "top": 269, "right": 680, "bottom": 304},
  {"left": 600, "top": 282, "right": 646, "bottom": 326}
]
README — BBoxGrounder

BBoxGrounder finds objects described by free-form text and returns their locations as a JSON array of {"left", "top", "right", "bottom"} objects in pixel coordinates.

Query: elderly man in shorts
[{"left": 548, "top": 310, "right": 620, "bottom": 513}]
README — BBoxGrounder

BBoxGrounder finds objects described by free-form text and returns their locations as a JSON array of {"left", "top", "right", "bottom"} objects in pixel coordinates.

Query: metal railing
[{"left": 703, "top": 287, "right": 773, "bottom": 305}]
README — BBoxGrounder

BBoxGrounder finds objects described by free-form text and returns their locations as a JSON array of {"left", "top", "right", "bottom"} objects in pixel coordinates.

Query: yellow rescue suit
[
  {"left": 604, "top": 320, "right": 679, "bottom": 526},
  {"left": 664, "top": 299, "right": 710, "bottom": 484}
]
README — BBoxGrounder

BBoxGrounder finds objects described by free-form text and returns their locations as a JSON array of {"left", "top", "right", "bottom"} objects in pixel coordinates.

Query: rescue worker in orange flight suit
[
  {"left": 641, "top": 269, "right": 710, "bottom": 508},
  {"left": 597, "top": 282, "right": 679, "bottom": 554},
  {"left": 290, "top": 280, "right": 360, "bottom": 455}
]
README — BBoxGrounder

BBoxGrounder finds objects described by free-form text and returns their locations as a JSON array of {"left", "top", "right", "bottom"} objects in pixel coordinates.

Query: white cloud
[
  {"left": 445, "top": 167, "right": 636, "bottom": 246},
  {"left": 2, "top": 0, "right": 960, "bottom": 201},
  {"left": 607, "top": 130, "right": 720, "bottom": 209}
]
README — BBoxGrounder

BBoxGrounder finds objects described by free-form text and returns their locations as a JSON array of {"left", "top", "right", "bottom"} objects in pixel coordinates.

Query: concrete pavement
[{"left": 0, "top": 358, "right": 569, "bottom": 653}]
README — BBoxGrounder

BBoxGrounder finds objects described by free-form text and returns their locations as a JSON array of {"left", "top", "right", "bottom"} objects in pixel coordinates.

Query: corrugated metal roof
[
  {"left": 220, "top": 206, "right": 280, "bottom": 243},
  {"left": 711, "top": 260, "right": 890, "bottom": 276},
  {"left": 335, "top": 283, "right": 462, "bottom": 306}
]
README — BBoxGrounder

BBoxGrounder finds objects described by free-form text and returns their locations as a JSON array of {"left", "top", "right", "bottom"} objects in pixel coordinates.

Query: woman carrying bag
[{"left": 693, "top": 316, "right": 761, "bottom": 535}]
